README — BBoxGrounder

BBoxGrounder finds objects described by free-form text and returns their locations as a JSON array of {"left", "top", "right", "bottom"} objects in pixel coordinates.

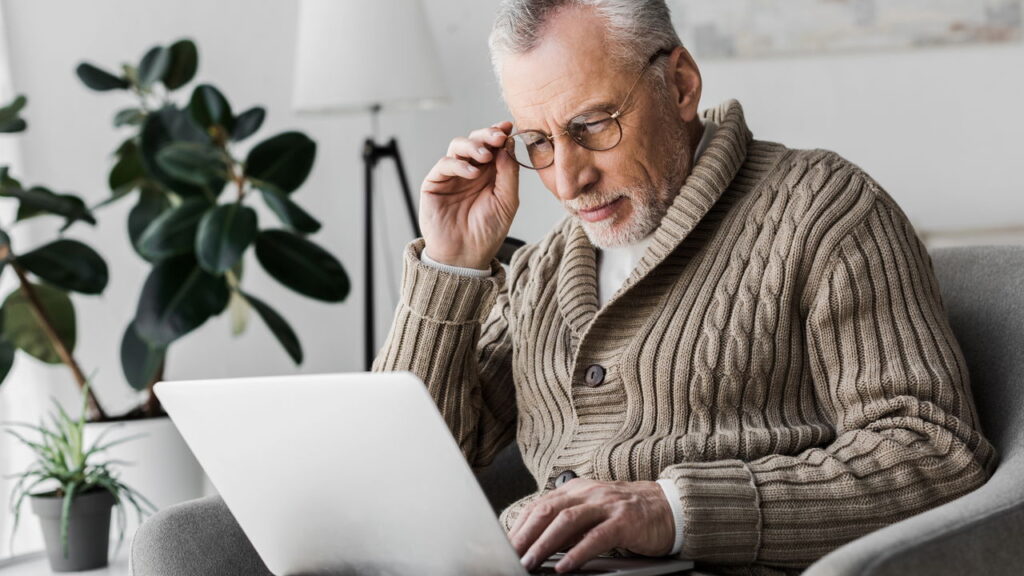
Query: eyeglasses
[{"left": 504, "top": 48, "right": 673, "bottom": 170}]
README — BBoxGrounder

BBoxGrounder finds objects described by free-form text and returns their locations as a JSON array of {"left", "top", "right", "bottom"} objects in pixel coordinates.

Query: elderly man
[{"left": 373, "top": 0, "right": 997, "bottom": 574}]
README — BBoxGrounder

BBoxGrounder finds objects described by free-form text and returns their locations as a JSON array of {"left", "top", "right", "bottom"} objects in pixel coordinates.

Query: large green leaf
[
  {"left": 108, "top": 139, "right": 145, "bottom": 197},
  {"left": 0, "top": 95, "right": 27, "bottom": 133},
  {"left": 2, "top": 186, "right": 96, "bottom": 230},
  {"left": 156, "top": 142, "right": 227, "bottom": 189},
  {"left": 133, "top": 254, "right": 230, "bottom": 347},
  {"left": 120, "top": 321, "right": 165, "bottom": 391},
  {"left": 140, "top": 106, "right": 216, "bottom": 198},
  {"left": 0, "top": 228, "right": 9, "bottom": 275},
  {"left": 189, "top": 84, "right": 233, "bottom": 132},
  {"left": 18, "top": 240, "right": 109, "bottom": 295},
  {"left": 0, "top": 288, "right": 14, "bottom": 386},
  {"left": 128, "top": 185, "right": 172, "bottom": 260},
  {"left": 254, "top": 229, "right": 348, "bottom": 302},
  {"left": 0, "top": 298, "right": 12, "bottom": 388},
  {"left": 137, "top": 198, "right": 212, "bottom": 261},
  {"left": 113, "top": 107, "right": 146, "bottom": 128},
  {"left": 76, "top": 63, "right": 129, "bottom": 91},
  {"left": 256, "top": 183, "right": 321, "bottom": 234},
  {"left": 230, "top": 107, "right": 265, "bottom": 142},
  {"left": 244, "top": 132, "right": 316, "bottom": 194},
  {"left": 2, "top": 283, "right": 76, "bottom": 364},
  {"left": 162, "top": 39, "right": 198, "bottom": 91},
  {"left": 138, "top": 46, "right": 171, "bottom": 90},
  {"left": 241, "top": 291, "right": 302, "bottom": 364},
  {"left": 0, "top": 336, "right": 15, "bottom": 388},
  {"left": 195, "top": 204, "right": 257, "bottom": 274}
]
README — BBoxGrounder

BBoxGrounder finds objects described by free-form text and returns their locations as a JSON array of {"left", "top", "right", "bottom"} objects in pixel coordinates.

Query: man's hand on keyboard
[{"left": 508, "top": 479, "right": 675, "bottom": 573}]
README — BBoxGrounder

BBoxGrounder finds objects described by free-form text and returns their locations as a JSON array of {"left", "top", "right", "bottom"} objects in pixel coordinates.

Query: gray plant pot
[{"left": 30, "top": 489, "right": 116, "bottom": 572}]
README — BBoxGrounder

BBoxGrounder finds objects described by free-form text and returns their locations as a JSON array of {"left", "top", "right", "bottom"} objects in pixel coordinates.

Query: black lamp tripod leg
[
  {"left": 363, "top": 139, "right": 376, "bottom": 371},
  {"left": 388, "top": 138, "right": 422, "bottom": 238}
]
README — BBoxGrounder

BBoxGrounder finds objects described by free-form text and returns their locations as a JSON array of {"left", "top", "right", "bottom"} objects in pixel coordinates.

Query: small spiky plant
[{"left": 5, "top": 386, "right": 154, "bottom": 557}]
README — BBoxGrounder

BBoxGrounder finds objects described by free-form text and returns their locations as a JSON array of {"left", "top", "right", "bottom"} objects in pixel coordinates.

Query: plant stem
[
  {"left": 232, "top": 163, "right": 247, "bottom": 202},
  {"left": 144, "top": 356, "right": 165, "bottom": 418},
  {"left": 9, "top": 260, "right": 108, "bottom": 421}
]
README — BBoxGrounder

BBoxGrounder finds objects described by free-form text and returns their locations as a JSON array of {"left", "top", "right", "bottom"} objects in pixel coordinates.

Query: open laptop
[{"left": 155, "top": 372, "right": 693, "bottom": 576}]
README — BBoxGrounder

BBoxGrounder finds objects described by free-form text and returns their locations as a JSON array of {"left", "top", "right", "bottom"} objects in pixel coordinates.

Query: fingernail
[
  {"left": 520, "top": 553, "right": 534, "bottom": 569},
  {"left": 556, "top": 558, "right": 575, "bottom": 572},
  {"left": 477, "top": 147, "right": 491, "bottom": 156},
  {"left": 466, "top": 164, "right": 479, "bottom": 173}
]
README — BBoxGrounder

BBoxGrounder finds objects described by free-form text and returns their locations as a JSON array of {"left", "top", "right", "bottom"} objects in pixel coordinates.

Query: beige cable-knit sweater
[{"left": 374, "top": 99, "right": 996, "bottom": 571}]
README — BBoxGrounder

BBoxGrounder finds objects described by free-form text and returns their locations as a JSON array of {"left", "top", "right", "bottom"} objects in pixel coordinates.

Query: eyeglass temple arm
[{"left": 612, "top": 47, "right": 675, "bottom": 119}]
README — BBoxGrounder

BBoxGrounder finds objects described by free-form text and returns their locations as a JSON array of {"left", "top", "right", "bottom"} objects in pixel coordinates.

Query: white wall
[{"left": 0, "top": 0, "right": 1021, "bottom": 555}]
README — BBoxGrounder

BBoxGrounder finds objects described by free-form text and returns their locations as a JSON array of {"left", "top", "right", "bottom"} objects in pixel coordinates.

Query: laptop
[{"left": 155, "top": 372, "right": 694, "bottom": 576}]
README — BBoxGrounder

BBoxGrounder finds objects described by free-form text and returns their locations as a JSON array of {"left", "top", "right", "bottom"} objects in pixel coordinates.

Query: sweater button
[
  {"left": 584, "top": 364, "right": 606, "bottom": 387},
  {"left": 554, "top": 469, "right": 577, "bottom": 488}
]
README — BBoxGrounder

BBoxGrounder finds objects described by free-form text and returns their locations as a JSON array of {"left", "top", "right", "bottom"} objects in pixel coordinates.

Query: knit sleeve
[
  {"left": 373, "top": 239, "right": 518, "bottom": 470},
  {"left": 657, "top": 198, "right": 997, "bottom": 568}
]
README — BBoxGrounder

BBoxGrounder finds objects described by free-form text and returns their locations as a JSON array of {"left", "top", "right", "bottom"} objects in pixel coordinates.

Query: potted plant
[
  {"left": 2, "top": 36, "right": 350, "bottom": 536},
  {"left": 73, "top": 38, "right": 348, "bottom": 521},
  {"left": 5, "top": 386, "right": 152, "bottom": 572}
]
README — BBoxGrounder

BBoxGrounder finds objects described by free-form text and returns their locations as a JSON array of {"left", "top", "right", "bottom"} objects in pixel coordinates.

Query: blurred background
[{"left": 0, "top": 0, "right": 1021, "bottom": 562}]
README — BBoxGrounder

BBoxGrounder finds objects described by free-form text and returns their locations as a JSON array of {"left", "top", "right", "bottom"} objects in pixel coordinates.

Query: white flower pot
[{"left": 83, "top": 416, "right": 210, "bottom": 540}]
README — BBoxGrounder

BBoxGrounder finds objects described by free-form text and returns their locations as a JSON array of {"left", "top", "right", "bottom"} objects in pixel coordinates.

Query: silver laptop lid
[{"left": 156, "top": 372, "right": 526, "bottom": 576}]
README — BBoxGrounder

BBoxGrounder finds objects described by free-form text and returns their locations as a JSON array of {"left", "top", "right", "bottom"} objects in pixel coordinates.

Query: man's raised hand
[{"left": 419, "top": 121, "right": 520, "bottom": 270}]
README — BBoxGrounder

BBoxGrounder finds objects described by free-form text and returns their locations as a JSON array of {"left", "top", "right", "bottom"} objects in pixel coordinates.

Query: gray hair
[{"left": 488, "top": 0, "right": 682, "bottom": 85}]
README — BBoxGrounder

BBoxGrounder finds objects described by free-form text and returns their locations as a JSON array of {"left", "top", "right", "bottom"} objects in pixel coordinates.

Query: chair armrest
[
  {"left": 804, "top": 458, "right": 1024, "bottom": 576},
  {"left": 130, "top": 495, "right": 272, "bottom": 576}
]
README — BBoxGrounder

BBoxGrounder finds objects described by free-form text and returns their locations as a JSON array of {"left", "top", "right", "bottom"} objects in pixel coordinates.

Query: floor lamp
[{"left": 293, "top": 0, "right": 449, "bottom": 370}]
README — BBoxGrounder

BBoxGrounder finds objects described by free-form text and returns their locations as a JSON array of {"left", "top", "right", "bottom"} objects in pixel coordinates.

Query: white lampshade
[{"left": 292, "top": 0, "right": 449, "bottom": 114}]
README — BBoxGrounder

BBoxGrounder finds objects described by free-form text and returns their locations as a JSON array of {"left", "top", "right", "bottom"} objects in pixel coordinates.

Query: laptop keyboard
[{"left": 530, "top": 567, "right": 610, "bottom": 575}]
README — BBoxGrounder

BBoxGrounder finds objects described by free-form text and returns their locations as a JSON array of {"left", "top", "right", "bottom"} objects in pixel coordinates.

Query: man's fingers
[
  {"left": 508, "top": 480, "right": 590, "bottom": 544},
  {"left": 554, "top": 520, "right": 619, "bottom": 573},
  {"left": 462, "top": 127, "right": 509, "bottom": 152},
  {"left": 522, "top": 505, "right": 605, "bottom": 572},
  {"left": 509, "top": 496, "right": 576, "bottom": 556},
  {"left": 492, "top": 143, "right": 520, "bottom": 216},
  {"left": 422, "top": 157, "right": 483, "bottom": 188},
  {"left": 446, "top": 136, "right": 495, "bottom": 163},
  {"left": 507, "top": 502, "right": 534, "bottom": 544}
]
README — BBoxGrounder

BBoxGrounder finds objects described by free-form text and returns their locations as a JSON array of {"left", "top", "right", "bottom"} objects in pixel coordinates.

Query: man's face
[{"left": 500, "top": 7, "right": 699, "bottom": 248}]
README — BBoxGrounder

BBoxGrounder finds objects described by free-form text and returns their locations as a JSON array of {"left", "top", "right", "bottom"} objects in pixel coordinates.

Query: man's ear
[{"left": 667, "top": 46, "right": 702, "bottom": 123}]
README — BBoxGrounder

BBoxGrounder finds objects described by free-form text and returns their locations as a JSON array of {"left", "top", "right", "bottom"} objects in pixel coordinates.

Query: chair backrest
[{"left": 931, "top": 245, "right": 1024, "bottom": 465}]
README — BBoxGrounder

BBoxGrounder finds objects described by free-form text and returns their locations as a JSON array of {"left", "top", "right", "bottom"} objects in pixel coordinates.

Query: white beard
[{"left": 571, "top": 186, "right": 670, "bottom": 249}]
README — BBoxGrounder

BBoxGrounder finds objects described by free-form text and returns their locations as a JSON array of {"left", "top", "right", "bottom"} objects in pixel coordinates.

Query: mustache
[{"left": 562, "top": 188, "right": 644, "bottom": 213}]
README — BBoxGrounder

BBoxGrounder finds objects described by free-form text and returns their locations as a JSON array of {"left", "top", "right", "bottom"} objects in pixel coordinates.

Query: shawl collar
[{"left": 555, "top": 100, "right": 753, "bottom": 332}]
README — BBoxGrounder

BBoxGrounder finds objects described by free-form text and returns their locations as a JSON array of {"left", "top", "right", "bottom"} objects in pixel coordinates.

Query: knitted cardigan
[{"left": 374, "top": 99, "right": 996, "bottom": 570}]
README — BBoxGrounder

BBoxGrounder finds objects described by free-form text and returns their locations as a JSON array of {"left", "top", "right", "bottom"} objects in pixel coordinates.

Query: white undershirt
[{"left": 421, "top": 119, "right": 718, "bottom": 557}]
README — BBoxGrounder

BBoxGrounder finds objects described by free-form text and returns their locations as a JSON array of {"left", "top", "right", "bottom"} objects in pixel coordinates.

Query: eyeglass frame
[{"left": 503, "top": 47, "right": 675, "bottom": 170}]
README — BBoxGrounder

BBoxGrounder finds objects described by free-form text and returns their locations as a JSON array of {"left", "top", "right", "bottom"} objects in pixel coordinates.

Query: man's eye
[
  {"left": 570, "top": 116, "right": 612, "bottom": 138},
  {"left": 583, "top": 118, "right": 612, "bottom": 133},
  {"left": 526, "top": 138, "right": 552, "bottom": 152}
]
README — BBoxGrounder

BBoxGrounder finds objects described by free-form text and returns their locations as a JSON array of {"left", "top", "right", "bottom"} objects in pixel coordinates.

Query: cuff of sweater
[
  {"left": 656, "top": 479, "right": 685, "bottom": 556},
  {"left": 421, "top": 248, "right": 493, "bottom": 277},
  {"left": 401, "top": 239, "right": 504, "bottom": 324},
  {"left": 658, "top": 460, "right": 762, "bottom": 564}
]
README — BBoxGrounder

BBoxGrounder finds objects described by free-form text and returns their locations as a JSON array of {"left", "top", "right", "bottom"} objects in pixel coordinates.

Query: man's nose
[{"left": 551, "top": 140, "right": 599, "bottom": 201}]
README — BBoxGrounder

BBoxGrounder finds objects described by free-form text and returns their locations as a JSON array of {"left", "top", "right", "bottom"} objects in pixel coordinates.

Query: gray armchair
[
  {"left": 803, "top": 245, "right": 1024, "bottom": 575},
  {"left": 130, "top": 246, "right": 1024, "bottom": 576}
]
